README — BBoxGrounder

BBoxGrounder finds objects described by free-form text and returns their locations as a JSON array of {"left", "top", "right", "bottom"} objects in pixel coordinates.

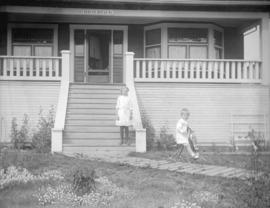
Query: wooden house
[{"left": 0, "top": 0, "right": 269, "bottom": 154}]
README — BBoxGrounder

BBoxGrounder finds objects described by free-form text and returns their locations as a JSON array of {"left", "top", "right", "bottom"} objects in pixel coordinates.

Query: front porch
[
  {"left": 0, "top": 55, "right": 263, "bottom": 84},
  {"left": 0, "top": 51, "right": 268, "bottom": 151}
]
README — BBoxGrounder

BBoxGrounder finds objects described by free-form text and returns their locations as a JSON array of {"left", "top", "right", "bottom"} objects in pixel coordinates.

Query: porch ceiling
[{"left": 6, "top": 13, "right": 259, "bottom": 28}]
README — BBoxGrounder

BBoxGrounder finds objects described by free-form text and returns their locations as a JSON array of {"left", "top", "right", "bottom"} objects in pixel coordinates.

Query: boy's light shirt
[{"left": 175, "top": 118, "right": 189, "bottom": 144}]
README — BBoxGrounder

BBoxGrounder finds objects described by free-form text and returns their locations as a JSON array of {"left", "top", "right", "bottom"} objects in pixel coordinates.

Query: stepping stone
[
  {"left": 214, "top": 167, "right": 240, "bottom": 177},
  {"left": 199, "top": 166, "right": 229, "bottom": 176},
  {"left": 180, "top": 165, "right": 203, "bottom": 172},
  {"left": 227, "top": 170, "right": 250, "bottom": 178}
]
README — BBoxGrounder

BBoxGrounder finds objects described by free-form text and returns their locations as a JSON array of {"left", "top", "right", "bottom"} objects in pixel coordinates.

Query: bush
[
  {"left": 71, "top": 165, "right": 96, "bottom": 196},
  {"left": 10, "top": 114, "right": 30, "bottom": 149},
  {"left": 0, "top": 150, "right": 54, "bottom": 171},
  {"left": 156, "top": 126, "right": 175, "bottom": 151},
  {"left": 32, "top": 107, "right": 55, "bottom": 153},
  {"left": 237, "top": 173, "right": 270, "bottom": 208},
  {"left": 142, "top": 115, "right": 156, "bottom": 151}
]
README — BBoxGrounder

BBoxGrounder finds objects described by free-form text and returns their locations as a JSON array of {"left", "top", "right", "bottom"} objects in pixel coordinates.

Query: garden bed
[{"left": 0, "top": 150, "right": 269, "bottom": 208}]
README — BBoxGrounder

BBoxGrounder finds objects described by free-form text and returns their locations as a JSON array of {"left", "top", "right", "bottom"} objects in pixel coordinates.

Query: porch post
[
  {"left": 260, "top": 17, "right": 270, "bottom": 147},
  {"left": 125, "top": 52, "right": 147, "bottom": 152},
  {"left": 51, "top": 50, "right": 71, "bottom": 153},
  {"left": 260, "top": 17, "right": 270, "bottom": 86}
]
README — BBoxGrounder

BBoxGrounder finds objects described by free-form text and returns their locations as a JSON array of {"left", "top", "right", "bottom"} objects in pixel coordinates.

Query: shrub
[
  {"left": 10, "top": 114, "right": 30, "bottom": 149},
  {"left": 32, "top": 107, "right": 55, "bottom": 153},
  {"left": 141, "top": 115, "right": 156, "bottom": 151},
  {"left": 0, "top": 150, "right": 53, "bottom": 171},
  {"left": 71, "top": 165, "right": 96, "bottom": 196},
  {"left": 10, "top": 118, "right": 19, "bottom": 148},
  {"left": 237, "top": 173, "right": 270, "bottom": 208},
  {"left": 156, "top": 125, "right": 175, "bottom": 151}
]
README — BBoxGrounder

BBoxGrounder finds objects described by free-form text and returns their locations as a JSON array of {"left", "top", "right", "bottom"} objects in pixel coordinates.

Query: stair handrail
[
  {"left": 125, "top": 52, "right": 146, "bottom": 152},
  {"left": 51, "top": 50, "right": 71, "bottom": 153}
]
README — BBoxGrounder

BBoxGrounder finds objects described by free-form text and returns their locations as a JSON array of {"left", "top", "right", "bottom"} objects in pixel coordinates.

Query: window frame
[
  {"left": 144, "top": 28, "right": 161, "bottom": 58},
  {"left": 7, "top": 23, "right": 58, "bottom": 56},
  {"left": 214, "top": 29, "right": 224, "bottom": 59},
  {"left": 167, "top": 27, "right": 209, "bottom": 59},
  {"left": 144, "top": 23, "right": 224, "bottom": 59}
]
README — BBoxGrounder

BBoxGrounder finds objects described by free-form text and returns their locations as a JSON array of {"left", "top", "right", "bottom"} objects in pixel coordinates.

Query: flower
[{"left": 0, "top": 166, "right": 64, "bottom": 190}]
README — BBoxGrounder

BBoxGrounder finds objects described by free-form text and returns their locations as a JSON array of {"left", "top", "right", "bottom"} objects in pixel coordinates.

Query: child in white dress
[
  {"left": 115, "top": 86, "right": 133, "bottom": 145},
  {"left": 175, "top": 108, "right": 199, "bottom": 159}
]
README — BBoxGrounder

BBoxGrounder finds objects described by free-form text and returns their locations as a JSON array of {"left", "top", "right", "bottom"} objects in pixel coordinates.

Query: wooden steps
[
  {"left": 63, "top": 146, "right": 135, "bottom": 158},
  {"left": 63, "top": 83, "right": 135, "bottom": 155}
]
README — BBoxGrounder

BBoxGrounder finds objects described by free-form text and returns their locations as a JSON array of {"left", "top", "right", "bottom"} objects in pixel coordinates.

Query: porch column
[
  {"left": 260, "top": 17, "right": 270, "bottom": 86},
  {"left": 125, "top": 52, "right": 147, "bottom": 152},
  {"left": 260, "top": 17, "right": 270, "bottom": 147}
]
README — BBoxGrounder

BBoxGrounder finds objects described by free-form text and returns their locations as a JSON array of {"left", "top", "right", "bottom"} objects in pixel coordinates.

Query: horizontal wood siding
[
  {"left": 135, "top": 83, "right": 269, "bottom": 145},
  {"left": 113, "top": 56, "right": 123, "bottom": 83},
  {"left": 0, "top": 81, "right": 60, "bottom": 142}
]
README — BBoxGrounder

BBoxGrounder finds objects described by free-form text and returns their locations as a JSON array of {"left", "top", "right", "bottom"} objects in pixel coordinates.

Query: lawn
[
  {"left": 0, "top": 150, "right": 269, "bottom": 208},
  {"left": 129, "top": 150, "right": 270, "bottom": 173}
]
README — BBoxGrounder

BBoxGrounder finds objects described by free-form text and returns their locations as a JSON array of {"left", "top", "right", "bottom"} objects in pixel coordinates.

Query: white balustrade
[
  {"left": 0, "top": 56, "right": 62, "bottom": 81},
  {"left": 133, "top": 59, "right": 262, "bottom": 83}
]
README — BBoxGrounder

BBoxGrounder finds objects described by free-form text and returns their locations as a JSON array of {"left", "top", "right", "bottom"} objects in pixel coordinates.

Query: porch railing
[
  {"left": 134, "top": 59, "right": 262, "bottom": 83},
  {"left": 0, "top": 56, "right": 62, "bottom": 81}
]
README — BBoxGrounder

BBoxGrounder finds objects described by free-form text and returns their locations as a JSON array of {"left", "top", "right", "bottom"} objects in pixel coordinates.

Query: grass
[
  {"left": 129, "top": 150, "right": 270, "bottom": 172},
  {"left": 0, "top": 150, "right": 269, "bottom": 208}
]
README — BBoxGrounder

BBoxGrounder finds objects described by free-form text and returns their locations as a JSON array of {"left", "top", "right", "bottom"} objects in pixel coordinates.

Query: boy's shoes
[
  {"left": 194, "top": 146, "right": 199, "bottom": 151},
  {"left": 193, "top": 153, "right": 199, "bottom": 160}
]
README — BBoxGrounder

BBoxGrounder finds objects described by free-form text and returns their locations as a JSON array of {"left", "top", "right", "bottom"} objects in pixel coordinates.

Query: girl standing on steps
[{"left": 115, "top": 86, "right": 133, "bottom": 145}]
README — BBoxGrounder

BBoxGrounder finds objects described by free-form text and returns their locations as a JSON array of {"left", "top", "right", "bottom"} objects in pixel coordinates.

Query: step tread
[
  {"left": 70, "top": 83, "right": 124, "bottom": 88},
  {"left": 68, "top": 103, "right": 115, "bottom": 109},
  {"left": 66, "top": 115, "right": 116, "bottom": 119},
  {"left": 69, "top": 88, "right": 120, "bottom": 92},
  {"left": 63, "top": 145, "right": 134, "bottom": 149}
]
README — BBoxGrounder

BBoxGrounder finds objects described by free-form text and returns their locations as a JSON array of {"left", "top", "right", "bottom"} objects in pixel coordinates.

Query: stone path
[{"left": 72, "top": 152, "right": 262, "bottom": 180}]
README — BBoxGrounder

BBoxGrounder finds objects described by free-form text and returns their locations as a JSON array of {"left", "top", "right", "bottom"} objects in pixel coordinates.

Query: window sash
[
  {"left": 12, "top": 28, "right": 54, "bottom": 44},
  {"left": 168, "top": 44, "right": 208, "bottom": 59},
  {"left": 12, "top": 44, "right": 53, "bottom": 56},
  {"left": 168, "top": 28, "right": 208, "bottom": 43},
  {"left": 146, "top": 29, "right": 161, "bottom": 46},
  {"left": 146, "top": 46, "right": 161, "bottom": 58}
]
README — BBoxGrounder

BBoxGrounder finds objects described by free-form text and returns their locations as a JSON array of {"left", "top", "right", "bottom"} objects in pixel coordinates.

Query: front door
[
  {"left": 87, "top": 30, "right": 110, "bottom": 83},
  {"left": 72, "top": 26, "right": 126, "bottom": 83}
]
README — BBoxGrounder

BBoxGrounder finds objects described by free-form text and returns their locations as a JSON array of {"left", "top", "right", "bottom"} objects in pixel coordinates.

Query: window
[
  {"left": 113, "top": 30, "right": 123, "bottom": 55},
  {"left": 168, "top": 28, "right": 208, "bottom": 59},
  {"left": 74, "top": 30, "right": 84, "bottom": 57},
  {"left": 145, "top": 29, "right": 161, "bottom": 58},
  {"left": 8, "top": 24, "right": 57, "bottom": 77},
  {"left": 11, "top": 28, "right": 54, "bottom": 56},
  {"left": 144, "top": 23, "right": 223, "bottom": 59},
  {"left": 214, "top": 30, "right": 223, "bottom": 59}
]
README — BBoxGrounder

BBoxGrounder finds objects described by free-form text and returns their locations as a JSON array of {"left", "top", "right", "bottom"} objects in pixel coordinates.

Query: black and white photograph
[{"left": 0, "top": 0, "right": 269, "bottom": 207}]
